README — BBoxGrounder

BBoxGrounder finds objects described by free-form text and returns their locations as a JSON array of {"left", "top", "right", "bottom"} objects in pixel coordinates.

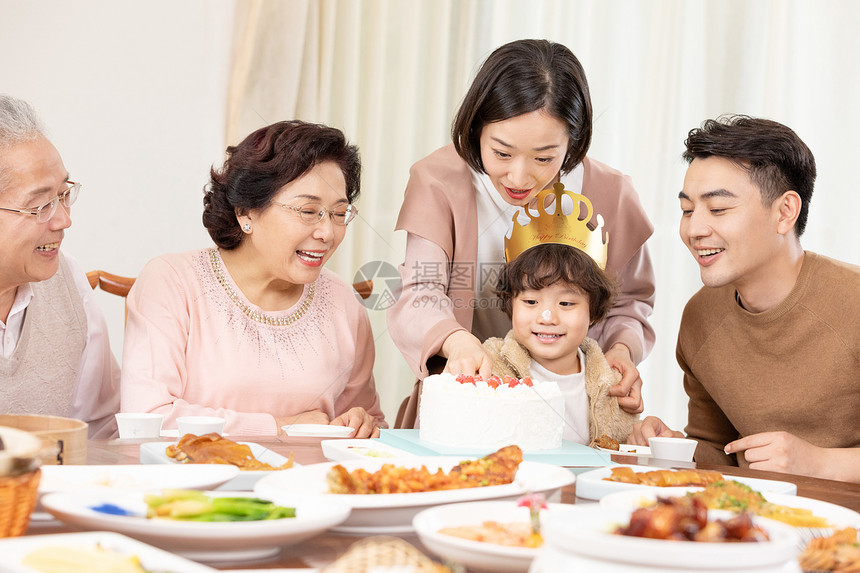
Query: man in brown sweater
[{"left": 630, "top": 115, "right": 860, "bottom": 483}]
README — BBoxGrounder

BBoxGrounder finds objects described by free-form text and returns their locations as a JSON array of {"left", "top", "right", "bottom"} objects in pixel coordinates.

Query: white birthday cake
[{"left": 418, "top": 373, "right": 565, "bottom": 451}]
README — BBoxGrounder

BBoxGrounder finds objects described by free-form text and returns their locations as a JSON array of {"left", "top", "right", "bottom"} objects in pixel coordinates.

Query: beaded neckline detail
[{"left": 208, "top": 248, "right": 314, "bottom": 326}]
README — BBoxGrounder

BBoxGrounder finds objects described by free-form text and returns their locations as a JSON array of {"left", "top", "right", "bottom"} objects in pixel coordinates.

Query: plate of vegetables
[{"left": 39, "top": 489, "right": 351, "bottom": 561}]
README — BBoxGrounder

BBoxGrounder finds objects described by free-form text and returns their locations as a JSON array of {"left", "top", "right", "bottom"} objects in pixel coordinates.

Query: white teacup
[
  {"left": 648, "top": 436, "right": 698, "bottom": 462},
  {"left": 176, "top": 416, "right": 226, "bottom": 437},
  {"left": 115, "top": 413, "right": 164, "bottom": 439}
]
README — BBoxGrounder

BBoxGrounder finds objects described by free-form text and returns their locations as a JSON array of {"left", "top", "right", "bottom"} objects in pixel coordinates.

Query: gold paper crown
[{"left": 504, "top": 182, "right": 609, "bottom": 269}]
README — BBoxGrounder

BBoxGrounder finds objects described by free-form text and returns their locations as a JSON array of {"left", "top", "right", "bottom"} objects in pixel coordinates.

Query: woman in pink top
[
  {"left": 121, "top": 121, "right": 386, "bottom": 437},
  {"left": 388, "top": 40, "right": 655, "bottom": 427}
]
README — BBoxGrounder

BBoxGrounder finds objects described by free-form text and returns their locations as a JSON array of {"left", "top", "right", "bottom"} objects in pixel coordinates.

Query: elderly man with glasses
[{"left": 0, "top": 94, "right": 119, "bottom": 438}]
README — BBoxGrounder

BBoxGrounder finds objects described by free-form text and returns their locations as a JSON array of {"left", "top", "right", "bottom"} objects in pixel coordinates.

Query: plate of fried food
[
  {"left": 575, "top": 464, "right": 796, "bottom": 501},
  {"left": 254, "top": 445, "right": 575, "bottom": 534},
  {"left": 591, "top": 434, "right": 652, "bottom": 457},
  {"left": 529, "top": 498, "right": 800, "bottom": 572},
  {"left": 798, "top": 527, "right": 860, "bottom": 573},
  {"left": 39, "top": 488, "right": 350, "bottom": 562},
  {"left": 139, "top": 433, "right": 295, "bottom": 490}
]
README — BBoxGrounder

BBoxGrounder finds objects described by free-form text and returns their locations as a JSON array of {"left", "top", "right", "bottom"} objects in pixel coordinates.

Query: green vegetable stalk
[{"left": 144, "top": 489, "right": 296, "bottom": 522}]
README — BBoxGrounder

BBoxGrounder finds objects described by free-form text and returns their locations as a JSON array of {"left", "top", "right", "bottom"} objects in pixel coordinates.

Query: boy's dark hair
[
  {"left": 682, "top": 114, "right": 816, "bottom": 236},
  {"left": 496, "top": 243, "right": 616, "bottom": 323}
]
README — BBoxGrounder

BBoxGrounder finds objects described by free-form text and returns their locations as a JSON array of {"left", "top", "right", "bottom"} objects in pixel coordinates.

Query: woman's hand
[
  {"left": 275, "top": 410, "right": 330, "bottom": 434},
  {"left": 604, "top": 343, "right": 644, "bottom": 414},
  {"left": 330, "top": 407, "right": 380, "bottom": 438},
  {"left": 440, "top": 330, "right": 494, "bottom": 379}
]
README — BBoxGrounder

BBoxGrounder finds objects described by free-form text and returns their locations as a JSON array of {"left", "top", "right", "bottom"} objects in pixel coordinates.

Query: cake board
[{"left": 377, "top": 429, "right": 617, "bottom": 467}]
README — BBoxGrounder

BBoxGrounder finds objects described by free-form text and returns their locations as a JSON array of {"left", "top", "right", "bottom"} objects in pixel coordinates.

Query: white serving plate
[
  {"left": 575, "top": 464, "right": 797, "bottom": 501},
  {"left": 39, "top": 464, "right": 240, "bottom": 495},
  {"left": 254, "top": 456, "right": 575, "bottom": 534},
  {"left": 39, "top": 490, "right": 351, "bottom": 562},
  {"left": 283, "top": 423, "right": 355, "bottom": 437},
  {"left": 0, "top": 531, "right": 217, "bottom": 572},
  {"left": 413, "top": 500, "right": 573, "bottom": 573},
  {"left": 321, "top": 439, "right": 415, "bottom": 462},
  {"left": 599, "top": 488, "right": 860, "bottom": 529},
  {"left": 530, "top": 504, "right": 800, "bottom": 572},
  {"left": 139, "top": 440, "right": 295, "bottom": 490}
]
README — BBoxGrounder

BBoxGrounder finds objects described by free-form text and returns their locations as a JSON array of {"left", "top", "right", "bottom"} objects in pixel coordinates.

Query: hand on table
[
  {"left": 725, "top": 431, "right": 831, "bottom": 478},
  {"left": 441, "top": 330, "right": 494, "bottom": 379},
  {"left": 330, "top": 407, "right": 380, "bottom": 438},
  {"left": 627, "top": 415, "right": 684, "bottom": 446},
  {"left": 604, "top": 343, "right": 644, "bottom": 414}
]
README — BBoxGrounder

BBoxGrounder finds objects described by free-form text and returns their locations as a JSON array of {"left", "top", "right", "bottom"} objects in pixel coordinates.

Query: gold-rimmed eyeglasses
[
  {"left": 272, "top": 201, "right": 358, "bottom": 226},
  {"left": 0, "top": 181, "right": 81, "bottom": 223}
]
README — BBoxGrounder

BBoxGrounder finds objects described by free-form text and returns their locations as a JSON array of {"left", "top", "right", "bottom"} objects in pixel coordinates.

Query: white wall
[{"left": 0, "top": 0, "right": 235, "bottom": 360}]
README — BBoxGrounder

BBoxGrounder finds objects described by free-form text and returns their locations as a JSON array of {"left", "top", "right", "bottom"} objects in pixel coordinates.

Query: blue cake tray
[{"left": 377, "top": 429, "right": 617, "bottom": 467}]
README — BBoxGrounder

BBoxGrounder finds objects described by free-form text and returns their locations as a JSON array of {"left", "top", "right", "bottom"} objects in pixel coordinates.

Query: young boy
[{"left": 484, "top": 243, "right": 639, "bottom": 446}]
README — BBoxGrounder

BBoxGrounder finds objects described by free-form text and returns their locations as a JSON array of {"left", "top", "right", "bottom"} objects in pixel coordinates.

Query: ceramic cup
[
  {"left": 647, "top": 436, "right": 698, "bottom": 462},
  {"left": 115, "top": 413, "right": 164, "bottom": 439},
  {"left": 176, "top": 416, "right": 226, "bottom": 437}
]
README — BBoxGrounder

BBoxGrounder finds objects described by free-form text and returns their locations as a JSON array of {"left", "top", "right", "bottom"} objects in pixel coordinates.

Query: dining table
[{"left": 23, "top": 435, "right": 860, "bottom": 571}]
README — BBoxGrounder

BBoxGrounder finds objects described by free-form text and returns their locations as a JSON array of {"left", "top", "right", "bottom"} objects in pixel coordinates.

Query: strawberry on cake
[{"left": 418, "top": 373, "right": 565, "bottom": 451}]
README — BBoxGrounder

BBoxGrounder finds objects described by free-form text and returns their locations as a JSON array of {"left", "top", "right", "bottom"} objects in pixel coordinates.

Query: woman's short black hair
[
  {"left": 202, "top": 120, "right": 361, "bottom": 249},
  {"left": 452, "top": 39, "right": 592, "bottom": 175},
  {"left": 496, "top": 243, "right": 616, "bottom": 323}
]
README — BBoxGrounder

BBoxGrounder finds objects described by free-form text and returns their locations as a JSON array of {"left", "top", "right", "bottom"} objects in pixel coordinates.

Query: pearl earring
[{"left": 242, "top": 223, "right": 251, "bottom": 233}]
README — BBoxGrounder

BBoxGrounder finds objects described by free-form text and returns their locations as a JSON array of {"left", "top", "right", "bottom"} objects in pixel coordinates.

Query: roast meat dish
[
  {"left": 327, "top": 445, "right": 523, "bottom": 494},
  {"left": 165, "top": 433, "right": 294, "bottom": 471},
  {"left": 617, "top": 496, "right": 770, "bottom": 542}
]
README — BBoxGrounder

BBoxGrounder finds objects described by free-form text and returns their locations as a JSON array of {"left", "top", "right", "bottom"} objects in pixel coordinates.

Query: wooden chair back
[{"left": 86, "top": 270, "right": 136, "bottom": 297}]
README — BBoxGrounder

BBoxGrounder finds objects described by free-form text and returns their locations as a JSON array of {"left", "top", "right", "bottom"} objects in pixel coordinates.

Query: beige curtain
[{"left": 225, "top": 0, "right": 860, "bottom": 428}]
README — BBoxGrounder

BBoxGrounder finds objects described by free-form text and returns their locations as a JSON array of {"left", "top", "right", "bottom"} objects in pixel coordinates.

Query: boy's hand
[{"left": 604, "top": 343, "right": 644, "bottom": 414}]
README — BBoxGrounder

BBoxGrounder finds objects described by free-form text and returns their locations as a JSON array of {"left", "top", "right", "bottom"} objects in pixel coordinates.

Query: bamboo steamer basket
[
  {"left": 0, "top": 415, "right": 88, "bottom": 465},
  {"left": 0, "top": 426, "right": 43, "bottom": 537}
]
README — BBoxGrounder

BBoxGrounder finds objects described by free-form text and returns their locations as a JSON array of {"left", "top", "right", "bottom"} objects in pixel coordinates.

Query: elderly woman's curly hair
[{"left": 203, "top": 120, "right": 361, "bottom": 249}]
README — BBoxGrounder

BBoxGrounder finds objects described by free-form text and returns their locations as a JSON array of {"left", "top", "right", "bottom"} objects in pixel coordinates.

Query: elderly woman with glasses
[{"left": 121, "top": 120, "right": 386, "bottom": 437}]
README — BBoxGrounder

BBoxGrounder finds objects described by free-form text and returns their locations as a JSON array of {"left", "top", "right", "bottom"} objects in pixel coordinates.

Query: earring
[{"left": 242, "top": 223, "right": 251, "bottom": 233}]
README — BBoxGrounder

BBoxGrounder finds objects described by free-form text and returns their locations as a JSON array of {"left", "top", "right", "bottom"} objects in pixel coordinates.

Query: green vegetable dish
[{"left": 144, "top": 489, "right": 296, "bottom": 522}]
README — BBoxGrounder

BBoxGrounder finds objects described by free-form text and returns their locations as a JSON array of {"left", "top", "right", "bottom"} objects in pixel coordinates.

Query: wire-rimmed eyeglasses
[
  {"left": 0, "top": 181, "right": 81, "bottom": 223},
  {"left": 272, "top": 201, "right": 358, "bottom": 226}
]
